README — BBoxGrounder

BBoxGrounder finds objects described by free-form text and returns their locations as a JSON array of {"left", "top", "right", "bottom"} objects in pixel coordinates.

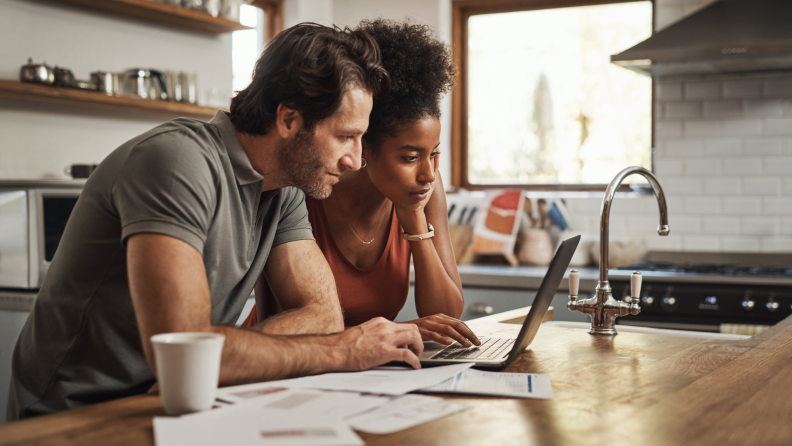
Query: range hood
[{"left": 611, "top": 0, "right": 792, "bottom": 77}]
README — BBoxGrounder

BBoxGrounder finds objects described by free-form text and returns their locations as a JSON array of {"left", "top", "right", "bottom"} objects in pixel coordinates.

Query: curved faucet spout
[{"left": 599, "top": 167, "right": 669, "bottom": 284}]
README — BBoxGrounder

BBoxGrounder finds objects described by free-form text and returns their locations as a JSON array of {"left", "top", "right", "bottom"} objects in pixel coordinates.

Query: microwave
[{"left": 0, "top": 180, "right": 84, "bottom": 289}]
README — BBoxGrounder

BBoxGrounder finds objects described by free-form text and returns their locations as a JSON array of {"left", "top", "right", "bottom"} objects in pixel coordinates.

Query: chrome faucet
[{"left": 567, "top": 166, "right": 670, "bottom": 335}]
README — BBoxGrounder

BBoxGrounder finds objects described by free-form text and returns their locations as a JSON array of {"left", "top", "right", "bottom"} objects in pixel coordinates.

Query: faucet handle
[
  {"left": 631, "top": 271, "right": 642, "bottom": 299},
  {"left": 569, "top": 269, "right": 580, "bottom": 297}
]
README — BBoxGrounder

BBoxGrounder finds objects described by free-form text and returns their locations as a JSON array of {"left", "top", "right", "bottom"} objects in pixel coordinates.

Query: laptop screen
[{"left": 504, "top": 235, "right": 580, "bottom": 367}]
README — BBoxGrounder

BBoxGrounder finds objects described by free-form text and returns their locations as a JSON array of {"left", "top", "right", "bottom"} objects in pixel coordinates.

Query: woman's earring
[{"left": 361, "top": 158, "right": 367, "bottom": 168}]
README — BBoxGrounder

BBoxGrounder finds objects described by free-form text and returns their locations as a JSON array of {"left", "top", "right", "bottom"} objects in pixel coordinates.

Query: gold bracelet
[{"left": 402, "top": 223, "right": 435, "bottom": 241}]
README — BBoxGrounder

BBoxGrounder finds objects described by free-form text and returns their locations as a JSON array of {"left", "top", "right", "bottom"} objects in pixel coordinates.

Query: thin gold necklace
[{"left": 338, "top": 197, "right": 390, "bottom": 245}]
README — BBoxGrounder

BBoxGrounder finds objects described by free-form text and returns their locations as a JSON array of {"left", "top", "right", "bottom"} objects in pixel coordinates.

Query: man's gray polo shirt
[{"left": 7, "top": 110, "right": 314, "bottom": 421}]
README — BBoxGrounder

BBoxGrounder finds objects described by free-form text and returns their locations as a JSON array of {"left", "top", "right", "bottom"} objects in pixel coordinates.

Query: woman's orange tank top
[{"left": 242, "top": 196, "right": 411, "bottom": 327}]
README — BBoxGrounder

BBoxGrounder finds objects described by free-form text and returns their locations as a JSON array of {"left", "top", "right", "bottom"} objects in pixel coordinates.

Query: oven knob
[
  {"left": 766, "top": 301, "right": 779, "bottom": 312},
  {"left": 742, "top": 299, "right": 755, "bottom": 311},
  {"left": 661, "top": 296, "right": 677, "bottom": 312}
]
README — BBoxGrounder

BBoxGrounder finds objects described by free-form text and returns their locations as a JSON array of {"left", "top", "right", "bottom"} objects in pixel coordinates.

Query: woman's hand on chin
[
  {"left": 399, "top": 314, "right": 480, "bottom": 347},
  {"left": 394, "top": 184, "right": 434, "bottom": 235}
]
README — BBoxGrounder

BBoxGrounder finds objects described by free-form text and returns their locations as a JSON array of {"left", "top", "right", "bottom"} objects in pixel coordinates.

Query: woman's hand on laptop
[
  {"left": 400, "top": 314, "right": 481, "bottom": 347},
  {"left": 339, "top": 317, "right": 424, "bottom": 370}
]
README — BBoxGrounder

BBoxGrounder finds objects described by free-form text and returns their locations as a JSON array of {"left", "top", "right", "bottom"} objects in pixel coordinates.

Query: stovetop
[{"left": 615, "top": 263, "right": 792, "bottom": 278}]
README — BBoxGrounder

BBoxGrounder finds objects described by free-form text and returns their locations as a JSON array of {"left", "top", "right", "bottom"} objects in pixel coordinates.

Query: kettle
[{"left": 119, "top": 69, "right": 167, "bottom": 100}]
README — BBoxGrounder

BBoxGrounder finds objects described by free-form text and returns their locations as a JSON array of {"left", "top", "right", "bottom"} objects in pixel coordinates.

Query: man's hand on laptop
[
  {"left": 340, "top": 317, "right": 424, "bottom": 370},
  {"left": 400, "top": 314, "right": 481, "bottom": 348}
]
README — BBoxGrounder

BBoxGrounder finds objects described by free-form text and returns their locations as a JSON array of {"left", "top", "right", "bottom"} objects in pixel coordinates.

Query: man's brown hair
[{"left": 230, "top": 22, "right": 390, "bottom": 135}]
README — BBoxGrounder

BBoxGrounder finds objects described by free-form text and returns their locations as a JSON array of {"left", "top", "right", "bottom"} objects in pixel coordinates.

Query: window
[
  {"left": 231, "top": 1, "right": 283, "bottom": 94},
  {"left": 232, "top": 4, "right": 265, "bottom": 93},
  {"left": 452, "top": 0, "right": 653, "bottom": 189}
]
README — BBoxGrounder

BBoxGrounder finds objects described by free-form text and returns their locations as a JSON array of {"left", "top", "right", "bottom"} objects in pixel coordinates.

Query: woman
[{"left": 244, "top": 19, "right": 478, "bottom": 347}]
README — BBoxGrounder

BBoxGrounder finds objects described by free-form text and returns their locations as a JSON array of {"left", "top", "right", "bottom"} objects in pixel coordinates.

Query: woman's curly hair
[{"left": 358, "top": 19, "right": 457, "bottom": 156}]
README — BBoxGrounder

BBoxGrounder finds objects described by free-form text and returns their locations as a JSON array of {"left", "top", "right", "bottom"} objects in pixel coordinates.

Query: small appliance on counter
[
  {"left": 0, "top": 180, "right": 84, "bottom": 424},
  {"left": 0, "top": 180, "right": 84, "bottom": 291}
]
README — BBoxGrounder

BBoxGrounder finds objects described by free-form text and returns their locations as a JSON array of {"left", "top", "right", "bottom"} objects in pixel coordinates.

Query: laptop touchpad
[{"left": 420, "top": 341, "right": 449, "bottom": 359}]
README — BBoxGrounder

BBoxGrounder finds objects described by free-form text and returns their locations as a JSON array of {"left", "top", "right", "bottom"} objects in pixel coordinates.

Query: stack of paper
[
  {"left": 153, "top": 364, "right": 554, "bottom": 446},
  {"left": 154, "top": 364, "right": 474, "bottom": 446}
]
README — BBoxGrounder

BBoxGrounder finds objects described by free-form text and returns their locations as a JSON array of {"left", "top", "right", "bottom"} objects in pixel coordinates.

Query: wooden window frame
[
  {"left": 249, "top": 0, "right": 284, "bottom": 43},
  {"left": 450, "top": 0, "right": 654, "bottom": 191}
]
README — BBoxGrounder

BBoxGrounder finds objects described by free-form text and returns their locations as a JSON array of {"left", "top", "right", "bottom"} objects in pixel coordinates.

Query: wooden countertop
[{"left": 2, "top": 310, "right": 791, "bottom": 445}]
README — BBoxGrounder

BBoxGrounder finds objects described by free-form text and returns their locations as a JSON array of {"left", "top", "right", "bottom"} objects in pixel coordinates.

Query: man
[{"left": 7, "top": 23, "right": 423, "bottom": 422}]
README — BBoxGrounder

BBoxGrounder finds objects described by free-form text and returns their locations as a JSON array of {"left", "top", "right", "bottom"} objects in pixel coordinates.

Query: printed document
[
  {"left": 217, "top": 363, "right": 474, "bottom": 398},
  {"left": 346, "top": 394, "right": 469, "bottom": 435},
  {"left": 421, "top": 369, "right": 553, "bottom": 399},
  {"left": 154, "top": 394, "right": 363, "bottom": 446}
]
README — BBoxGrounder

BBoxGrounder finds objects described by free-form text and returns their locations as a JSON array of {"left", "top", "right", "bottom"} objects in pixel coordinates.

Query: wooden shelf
[
  {"left": 0, "top": 80, "right": 219, "bottom": 120},
  {"left": 46, "top": 0, "right": 253, "bottom": 34}
]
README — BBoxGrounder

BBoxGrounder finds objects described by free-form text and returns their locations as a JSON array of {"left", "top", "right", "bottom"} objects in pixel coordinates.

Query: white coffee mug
[{"left": 150, "top": 332, "right": 225, "bottom": 415}]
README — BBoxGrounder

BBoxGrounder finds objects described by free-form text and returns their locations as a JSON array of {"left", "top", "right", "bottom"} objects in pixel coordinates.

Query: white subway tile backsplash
[
  {"left": 763, "top": 157, "right": 792, "bottom": 175},
  {"left": 743, "top": 138, "right": 789, "bottom": 156},
  {"left": 763, "top": 198, "right": 792, "bottom": 215},
  {"left": 703, "top": 101, "right": 741, "bottom": 117},
  {"left": 784, "top": 99, "right": 792, "bottom": 116},
  {"left": 662, "top": 178, "right": 703, "bottom": 195},
  {"left": 764, "top": 118, "right": 792, "bottom": 136},
  {"left": 704, "top": 178, "right": 740, "bottom": 196},
  {"left": 683, "top": 197, "right": 721, "bottom": 215},
  {"left": 685, "top": 158, "right": 720, "bottom": 176},
  {"left": 722, "top": 198, "right": 761, "bottom": 215},
  {"left": 722, "top": 158, "right": 760, "bottom": 176},
  {"left": 654, "top": 158, "right": 684, "bottom": 176},
  {"left": 665, "top": 102, "right": 701, "bottom": 118},
  {"left": 764, "top": 77, "right": 792, "bottom": 96},
  {"left": 628, "top": 215, "right": 662, "bottom": 232},
  {"left": 722, "top": 118, "right": 763, "bottom": 136},
  {"left": 645, "top": 236, "right": 682, "bottom": 252},
  {"left": 656, "top": 81, "right": 682, "bottom": 100},
  {"left": 646, "top": 67, "right": 791, "bottom": 252},
  {"left": 721, "top": 236, "right": 761, "bottom": 252},
  {"left": 703, "top": 216, "right": 741, "bottom": 234},
  {"left": 666, "top": 140, "right": 703, "bottom": 156},
  {"left": 743, "top": 178, "right": 781, "bottom": 196},
  {"left": 656, "top": 121, "right": 683, "bottom": 138},
  {"left": 685, "top": 81, "right": 721, "bottom": 99},
  {"left": 782, "top": 218, "right": 792, "bottom": 235},
  {"left": 741, "top": 217, "right": 779, "bottom": 235},
  {"left": 685, "top": 120, "right": 722, "bottom": 137},
  {"left": 682, "top": 235, "right": 720, "bottom": 251},
  {"left": 670, "top": 215, "right": 702, "bottom": 234},
  {"left": 760, "top": 237, "right": 792, "bottom": 253},
  {"left": 744, "top": 99, "right": 784, "bottom": 116},
  {"left": 703, "top": 138, "right": 741, "bottom": 156},
  {"left": 723, "top": 79, "right": 762, "bottom": 98}
]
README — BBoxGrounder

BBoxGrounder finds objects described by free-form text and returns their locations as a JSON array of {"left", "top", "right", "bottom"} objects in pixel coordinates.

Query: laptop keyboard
[{"left": 429, "top": 337, "right": 515, "bottom": 361}]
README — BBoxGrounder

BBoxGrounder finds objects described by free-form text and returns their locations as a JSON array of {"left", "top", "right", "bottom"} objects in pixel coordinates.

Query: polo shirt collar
[{"left": 210, "top": 110, "right": 265, "bottom": 186}]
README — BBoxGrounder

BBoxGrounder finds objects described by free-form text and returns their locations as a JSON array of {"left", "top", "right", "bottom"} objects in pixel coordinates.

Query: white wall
[{"left": 0, "top": 0, "right": 232, "bottom": 179}]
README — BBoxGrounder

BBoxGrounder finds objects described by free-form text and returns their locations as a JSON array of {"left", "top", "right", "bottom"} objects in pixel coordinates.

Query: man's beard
[{"left": 277, "top": 128, "right": 333, "bottom": 200}]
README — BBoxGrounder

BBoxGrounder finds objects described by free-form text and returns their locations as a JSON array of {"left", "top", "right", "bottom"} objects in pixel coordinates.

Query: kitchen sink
[{"left": 541, "top": 321, "right": 750, "bottom": 340}]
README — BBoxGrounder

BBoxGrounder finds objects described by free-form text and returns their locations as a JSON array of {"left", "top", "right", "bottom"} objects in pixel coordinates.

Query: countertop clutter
[{"left": 2, "top": 308, "right": 791, "bottom": 445}]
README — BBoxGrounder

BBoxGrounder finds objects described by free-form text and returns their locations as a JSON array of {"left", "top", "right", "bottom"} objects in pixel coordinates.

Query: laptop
[{"left": 419, "top": 235, "right": 580, "bottom": 369}]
